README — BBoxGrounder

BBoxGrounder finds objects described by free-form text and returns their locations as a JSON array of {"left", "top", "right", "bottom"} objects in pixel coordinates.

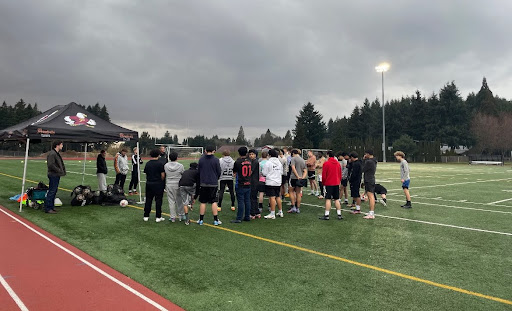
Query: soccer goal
[
  {"left": 301, "top": 149, "right": 330, "bottom": 160},
  {"left": 468, "top": 154, "right": 504, "bottom": 166},
  {"left": 157, "top": 144, "right": 204, "bottom": 161}
]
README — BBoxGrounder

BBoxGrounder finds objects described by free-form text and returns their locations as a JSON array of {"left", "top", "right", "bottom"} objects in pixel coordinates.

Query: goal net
[
  {"left": 301, "top": 149, "right": 330, "bottom": 160},
  {"left": 157, "top": 145, "right": 204, "bottom": 161},
  {"left": 468, "top": 154, "right": 504, "bottom": 166}
]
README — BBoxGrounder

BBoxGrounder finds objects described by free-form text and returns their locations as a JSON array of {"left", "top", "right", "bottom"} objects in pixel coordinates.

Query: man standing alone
[
  {"left": 114, "top": 148, "right": 129, "bottom": 192},
  {"left": 45, "top": 141, "right": 66, "bottom": 214}
]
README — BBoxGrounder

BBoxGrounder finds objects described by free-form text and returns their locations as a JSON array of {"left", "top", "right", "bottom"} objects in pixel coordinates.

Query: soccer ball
[{"left": 119, "top": 199, "right": 128, "bottom": 207}]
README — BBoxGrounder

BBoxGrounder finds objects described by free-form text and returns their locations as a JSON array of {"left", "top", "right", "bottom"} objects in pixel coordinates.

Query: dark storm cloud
[{"left": 1, "top": 0, "right": 511, "bottom": 140}]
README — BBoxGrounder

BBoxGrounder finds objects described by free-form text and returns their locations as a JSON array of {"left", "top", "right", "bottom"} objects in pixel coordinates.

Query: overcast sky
[{"left": 1, "top": 0, "right": 511, "bottom": 142}]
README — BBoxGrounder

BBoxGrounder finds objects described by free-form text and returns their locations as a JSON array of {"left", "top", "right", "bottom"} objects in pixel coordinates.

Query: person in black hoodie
[
  {"left": 349, "top": 151, "right": 363, "bottom": 214},
  {"left": 362, "top": 150, "right": 378, "bottom": 220},
  {"left": 158, "top": 145, "right": 168, "bottom": 165},
  {"left": 96, "top": 150, "right": 108, "bottom": 191},
  {"left": 128, "top": 147, "right": 143, "bottom": 195},
  {"left": 197, "top": 146, "right": 222, "bottom": 225},
  {"left": 248, "top": 149, "right": 260, "bottom": 219},
  {"left": 179, "top": 162, "right": 200, "bottom": 225}
]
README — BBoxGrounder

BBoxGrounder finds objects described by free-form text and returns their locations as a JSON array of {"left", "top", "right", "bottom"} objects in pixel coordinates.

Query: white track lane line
[
  {"left": 0, "top": 274, "right": 29, "bottom": 311},
  {"left": 299, "top": 202, "right": 512, "bottom": 236},
  {"left": 0, "top": 208, "right": 168, "bottom": 311}
]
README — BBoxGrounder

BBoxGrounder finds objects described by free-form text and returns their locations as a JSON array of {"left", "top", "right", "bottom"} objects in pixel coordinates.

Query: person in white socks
[{"left": 263, "top": 149, "right": 283, "bottom": 219}]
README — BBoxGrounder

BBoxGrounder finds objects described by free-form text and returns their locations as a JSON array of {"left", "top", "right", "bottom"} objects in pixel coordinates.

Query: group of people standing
[
  {"left": 95, "top": 147, "right": 143, "bottom": 194},
  {"left": 141, "top": 145, "right": 412, "bottom": 224}
]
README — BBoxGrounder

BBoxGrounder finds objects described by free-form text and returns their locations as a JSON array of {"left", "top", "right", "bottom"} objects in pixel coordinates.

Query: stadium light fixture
[{"left": 375, "top": 62, "right": 390, "bottom": 162}]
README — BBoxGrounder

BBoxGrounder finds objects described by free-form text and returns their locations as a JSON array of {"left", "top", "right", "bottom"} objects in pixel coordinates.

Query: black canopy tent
[{"left": 0, "top": 102, "right": 141, "bottom": 211}]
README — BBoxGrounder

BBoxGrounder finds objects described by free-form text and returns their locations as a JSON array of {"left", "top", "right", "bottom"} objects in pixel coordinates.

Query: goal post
[
  {"left": 301, "top": 149, "right": 331, "bottom": 160},
  {"left": 156, "top": 144, "right": 204, "bottom": 161}
]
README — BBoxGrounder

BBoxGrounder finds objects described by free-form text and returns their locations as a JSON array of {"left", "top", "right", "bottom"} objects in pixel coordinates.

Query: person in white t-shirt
[{"left": 262, "top": 149, "right": 283, "bottom": 219}]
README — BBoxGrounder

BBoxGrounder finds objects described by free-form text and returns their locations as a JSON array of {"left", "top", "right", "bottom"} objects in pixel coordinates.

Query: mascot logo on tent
[{"left": 64, "top": 113, "right": 96, "bottom": 128}]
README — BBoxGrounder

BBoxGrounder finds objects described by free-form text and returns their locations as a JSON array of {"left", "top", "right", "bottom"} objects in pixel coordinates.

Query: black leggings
[
  {"left": 115, "top": 173, "right": 127, "bottom": 191},
  {"left": 218, "top": 180, "right": 235, "bottom": 207},
  {"left": 318, "top": 181, "right": 324, "bottom": 196},
  {"left": 128, "top": 170, "right": 139, "bottom": 191}
]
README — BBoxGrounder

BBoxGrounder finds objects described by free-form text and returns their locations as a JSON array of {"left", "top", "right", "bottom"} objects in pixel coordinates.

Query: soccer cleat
[
  {"left": 287, "top": 207, "right": 297, "bottom": 213},
  {"left": 363, "top": 214, "right": 375, "bottom": 219},
  {"left": 337, "top": 214, "right": 343, "bottom": 220},
  {"left": 214, "top": 219, "right": 222, "bottom": 226},
  {"left": 351, "top": 210, "right": 361, "bottom": 214},
  {"left": 231, "top": 206, "right": 236, "bottom": 211},
  {"left": 197, "top": 220, "right": 204, "bottom": 225},
  {"left": 277, "top": 211, "right": 284, "bottom": 218},
  {"left": 402, "top": 204, "right": 412, "bottom": 209},
  {"left": 230, "top": 219, "right": 242, "bottom": 223},
  {"left": 319, "top": 215, "right": 330, "bottom": 220},
  {"left": 143, "top": 217, "right": 149, "bottom": 222},
  {"left": 264, "top": 213, "right": 276, "bottom": 219},
  {"left": 379, "top": 199, "right": 387, "bottom": 207},
  {"left": 156, "top": 217, "right": 166, "bottom": 223},
  {"left": 169, "top": 217, "right": 176, "bottom": 223},
  {"left": 185, "top": 219, "right": 190, "bottom": 225},
  {"left": 296, "top": 208, "right": 301, "bottom": 214},
  {"left": 343, "top": 200, "right": 349, "bottom": 205}
]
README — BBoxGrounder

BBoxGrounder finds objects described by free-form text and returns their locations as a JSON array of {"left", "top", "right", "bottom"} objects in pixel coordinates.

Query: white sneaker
[
  {"left": 156, "top": 217, "right": 166, "bottom": 222},
  {"left": 143, "top": 217, "right": 149, "bottom": 222},
  {"left": 379, "top": 199, "right": 387, "bottom": 207},
  {"left": 264, "top": 213, "right": 276, "bottom": 219},
  {"left": 277, "top": 211, "right": 284, "bottom": 218}
]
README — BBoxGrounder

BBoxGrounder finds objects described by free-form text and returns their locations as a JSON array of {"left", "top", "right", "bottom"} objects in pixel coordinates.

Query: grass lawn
[{"left": 0, "top": 158, "right": 511, "bottom": 310}]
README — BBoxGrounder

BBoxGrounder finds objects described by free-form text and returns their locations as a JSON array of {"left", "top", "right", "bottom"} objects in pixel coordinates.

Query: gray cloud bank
[{"left": 1, "top": 0, "right": 511, "bottom": 140}]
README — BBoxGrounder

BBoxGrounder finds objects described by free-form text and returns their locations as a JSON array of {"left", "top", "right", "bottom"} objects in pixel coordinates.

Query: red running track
[{"left": 0, "top": 206, "right": 183, "bottom": 311}]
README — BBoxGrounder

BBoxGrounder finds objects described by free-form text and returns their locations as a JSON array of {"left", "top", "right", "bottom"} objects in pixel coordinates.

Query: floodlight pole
[
  {"left": 136, "top": 141, "right": 144, "bottom": 204},
  {"left": 19, "top": 138, "right": 30, "bottom": 212},
  {"left": 381, "top": 71, "right": 386, "bottom": 163}
]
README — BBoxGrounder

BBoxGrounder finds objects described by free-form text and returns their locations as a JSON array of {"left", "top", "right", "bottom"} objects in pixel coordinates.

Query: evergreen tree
[
  {"left": 100, "top": 104, "right": 110, "bottom": 121},
  {"left": 283, "top": 130, "right": 293, "bottom": 146},
  {"left": 173, "top": 134, "right": 179, "bottom": 144},
  {"left": 235, "top": 126, "right": 247, "bottom": 145},
  {"left": 293, "top": 102, "right": 326, "bottom": 148},
  {"left": 475, "top": 77, "right": 497, "bottom": 115}
]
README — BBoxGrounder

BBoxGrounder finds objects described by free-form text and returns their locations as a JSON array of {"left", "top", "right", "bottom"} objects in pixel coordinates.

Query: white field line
[
  {"left": 299, "top": 202, "right": 512, "bottom": 236},
  {"left": 385, "top": 198, "right": 512, "bottom": 214},
  {"left": 386, "top": 177, "right": 512, "bottom": 192},
  {"left": 400, "top": 196, "right": 512, "bottom": 209},
  {"left": 488, "top": 198, "right": 512, "bottom": 205},
  {"left": 0, "top": 208, "right": 169, "bottom": 311},
  {"left": 0, "top": 274, "right": 29, "bottom": 311}
]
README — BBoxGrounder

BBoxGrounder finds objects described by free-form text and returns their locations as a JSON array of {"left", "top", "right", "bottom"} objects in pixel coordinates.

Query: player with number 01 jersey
[{"left": 231, "top": 147, "right": 253, "bottom": 223}]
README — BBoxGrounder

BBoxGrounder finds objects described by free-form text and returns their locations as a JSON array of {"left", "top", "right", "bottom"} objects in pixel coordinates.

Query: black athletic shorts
[
  {"left": 350, "top": 182, "right": 360, "bottom": 198},
  {"left": 324, "top": 185, "right": 340, "bottom": 200},
  {"left": 341, "top": 179, "right": 348, "bottom": 187},
  {"left": 374, "top": 184, "right": 387, "bottom": 195},
  {"left": 199, "top": 186, "right": 218, "bottom": 204},
  {"left": 364, "top": 182, "right": 375, "bottom": 193},
  {"left": 281, "top": 175, "right": 289, "bottom": 185},
  {"left": 265, "top": 185, "right": 281, "bottom": 197},
  {"left": 290, "top": 179, "right": 306, "bottom": 188},
  {"left": 257, "top": 181, "right": 266, "bottom": 193},
  {"left": 307, "top": 171, "right": 316, "bottom": 179}
]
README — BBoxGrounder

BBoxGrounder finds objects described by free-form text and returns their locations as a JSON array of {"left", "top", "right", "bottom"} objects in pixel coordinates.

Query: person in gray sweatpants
[{"left": 164, "top": 151, "right": 185, "bottom": 222}]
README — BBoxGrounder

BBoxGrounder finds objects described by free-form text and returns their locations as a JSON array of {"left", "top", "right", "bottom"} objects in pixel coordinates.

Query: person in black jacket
[
  {"left": 179, "top": 162, "right": 200, "bottom": 225},
  {"left": 45, "top": 141, "right": 66, "bottom": 214},
  {"left": 348, "top": 151, "right": 363, "bottom": 214},
  {"left": 96, "top": 150, "right": 108, "bottom": 191}
]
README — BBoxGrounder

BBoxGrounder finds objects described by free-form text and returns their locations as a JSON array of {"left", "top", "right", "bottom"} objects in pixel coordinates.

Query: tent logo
[{"left": 64, "top": 113, "right": 96, "bottom": 128}]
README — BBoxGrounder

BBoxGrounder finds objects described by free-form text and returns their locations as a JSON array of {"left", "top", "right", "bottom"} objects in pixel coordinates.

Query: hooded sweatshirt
[
  {"left": 322, "top": 157, "right": 341, "bottom": 186},
  {"left": 114, "top": 153, "right": 129, "bottom": 175},
  {"left": 164, "top": 161, "right": 185, "bottom": 185},
  {"left": 219, "top": 156, "right": 235, "bottom": 181},
  {"left": 262, "top": 157, "right": 283, "bottom": 186},
  {"left": 198, "top": 154, "right": 221, "bottom": 186}
]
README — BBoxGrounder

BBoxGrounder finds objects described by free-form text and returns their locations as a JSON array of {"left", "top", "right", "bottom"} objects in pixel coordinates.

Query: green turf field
[{"left": 0, "top": 159, "right": 511, "bottom": 310}]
